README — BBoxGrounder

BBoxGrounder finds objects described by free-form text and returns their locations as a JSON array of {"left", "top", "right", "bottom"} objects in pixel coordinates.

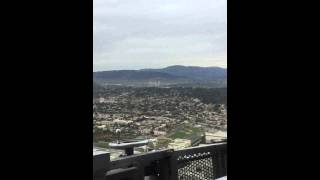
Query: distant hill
[
  {"left": 93, "top": 65, "right": 227, "bottom": 87},
  {"left": 94, "top": 70, "right": 185, "bottom": 81},
  {"left": 141, "top": 65, "right": 227, "bottom": 81}
]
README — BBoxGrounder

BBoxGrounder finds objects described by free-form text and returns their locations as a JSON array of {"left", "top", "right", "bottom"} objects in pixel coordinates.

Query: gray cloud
[{"left": 93, "top": 0, "right": 227, "bottom": 71}]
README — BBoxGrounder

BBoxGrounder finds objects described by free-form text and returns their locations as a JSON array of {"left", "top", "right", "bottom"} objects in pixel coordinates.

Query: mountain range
[
  {"left": 93, "top": 65, "right": 227, "bottom": 87},
  {"left": 141, "top": 65, "right": 226, "bottom": 81}
]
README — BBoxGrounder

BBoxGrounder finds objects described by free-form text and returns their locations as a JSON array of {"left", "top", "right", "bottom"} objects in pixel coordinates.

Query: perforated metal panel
[
  {"left": 177, "top": 152, "right": 215, "bottom": 180},
  {"left": 95, "top": 143, "right": 227, "bottom": 180}
]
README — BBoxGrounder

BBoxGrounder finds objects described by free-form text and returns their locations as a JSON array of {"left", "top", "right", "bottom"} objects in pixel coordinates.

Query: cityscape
[
  {"left": 93, "top": 1, "right": 227, "bottom": 179},
  {"left": 93, "top": 66, "right": 227, "bottom": 159}
]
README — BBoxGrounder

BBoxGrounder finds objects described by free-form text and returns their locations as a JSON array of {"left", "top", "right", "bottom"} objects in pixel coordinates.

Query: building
[
  {"left": 153, "top": 130, "right": 167, "bottom": 136},
  {"left": 168, "top": 138, "right": 191, "bottom": 150},
  {"left": 205, "top": 131, "right": 227, "bottom": 143}
]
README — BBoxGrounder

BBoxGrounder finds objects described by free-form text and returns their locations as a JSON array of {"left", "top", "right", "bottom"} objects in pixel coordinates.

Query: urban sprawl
[{"left": 93, "top": 86, "right": 227, "bottom": 159}]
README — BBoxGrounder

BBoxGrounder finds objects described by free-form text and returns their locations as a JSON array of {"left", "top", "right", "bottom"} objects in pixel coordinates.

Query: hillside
[
  {"left": 93, "top": 70, "right": 185, "bottom": 81},
  {"left": 93, "top": 65, "right": 227, "bottom": 87},
  {"left": 142, "top": 65, "right": 227, "bottom": 81}
]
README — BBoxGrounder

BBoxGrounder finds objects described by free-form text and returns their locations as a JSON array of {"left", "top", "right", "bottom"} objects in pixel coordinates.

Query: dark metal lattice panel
[{"left": 177, "top": 152, "right": 215, "bottom": 180}]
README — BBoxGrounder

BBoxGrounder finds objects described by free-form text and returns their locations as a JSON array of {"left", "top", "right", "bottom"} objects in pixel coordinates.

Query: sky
[{"left": 93, "top": 0, "right": 227, "bottom": 71}]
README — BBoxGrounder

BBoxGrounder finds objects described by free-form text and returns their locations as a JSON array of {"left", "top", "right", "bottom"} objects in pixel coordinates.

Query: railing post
[
  {"left": 158, "top": 151, "right": 173, "bottom": 180},
  {"left": 219, "top": 144, "right": 227, "bottom": 177},
  {"left": 136, "top": 161, "right": 145, "bottom": 180},
  {"left": 214, "top": 144, "right": 227, "bottom": 179},
  {"left": 222, "top": 147, "right": 227, "bottom": 176},
  {"left": 169, "top": 153, "right": 179, "bottom": 180},
  {"left": 216, "top": 150, "right": 223, "bottom": 178}
]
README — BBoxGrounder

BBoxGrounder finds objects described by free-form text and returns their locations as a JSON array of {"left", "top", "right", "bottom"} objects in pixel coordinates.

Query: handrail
[{"left": 93, "top": 142, "right": 227, "bottom": 180}]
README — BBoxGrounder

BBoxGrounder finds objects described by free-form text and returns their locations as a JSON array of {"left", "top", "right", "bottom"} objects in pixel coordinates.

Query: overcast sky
[{"left": 93, "top": 0, "right": 227, "bottom": 71}]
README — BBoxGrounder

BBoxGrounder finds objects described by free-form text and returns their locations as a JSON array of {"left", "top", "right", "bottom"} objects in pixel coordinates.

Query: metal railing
[{"left": 93, "top": 142, "right": 227, "bottom": 180}]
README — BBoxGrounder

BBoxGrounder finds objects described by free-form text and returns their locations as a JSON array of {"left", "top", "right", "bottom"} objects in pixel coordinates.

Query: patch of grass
[
  {"left": 190, "top": 127, "right": 202, "bottom": 134},
  {"left": 170, "top": 131, "right": 188, "bottom": 139},
  {"left": 169, "top": 127, "right": 203, "bottom": 139}
]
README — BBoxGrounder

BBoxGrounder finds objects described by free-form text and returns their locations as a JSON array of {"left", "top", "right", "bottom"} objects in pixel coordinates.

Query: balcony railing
[{"left": 93, "top": 142, "right": 227, "bottom": 180}]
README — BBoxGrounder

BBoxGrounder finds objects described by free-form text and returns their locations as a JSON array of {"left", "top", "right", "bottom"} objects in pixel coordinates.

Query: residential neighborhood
[{"left": 93, "top": 86, "right": 227, "bottom": 151}]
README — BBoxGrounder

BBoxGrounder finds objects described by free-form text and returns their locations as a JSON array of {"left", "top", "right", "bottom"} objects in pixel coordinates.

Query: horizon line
[{"left": 93, "top": 65, "right": 227, "bottom": 72}]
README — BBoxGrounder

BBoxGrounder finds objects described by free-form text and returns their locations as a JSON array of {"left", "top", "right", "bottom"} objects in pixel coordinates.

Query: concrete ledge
[{"left": 93, "top": 151, "right": 110, "bottom": 178}]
